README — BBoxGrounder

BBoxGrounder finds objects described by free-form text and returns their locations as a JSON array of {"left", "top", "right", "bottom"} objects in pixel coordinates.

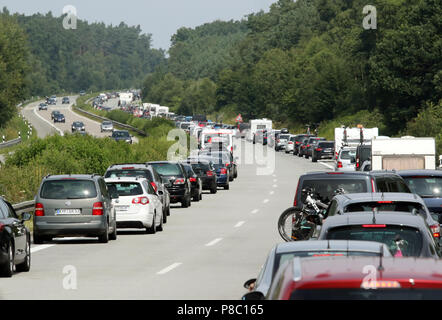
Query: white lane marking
[
  {"left": 30, "top": 244, "right": 55, "bottom": 254},
  {"left": 251, "top": 209, "right": 259, "bottom": 214},
  {"left": 205, "top": 238, "right": 223, "bottom": 247},
  {"left": 269, "top": 191, "right": 275, "bottom": 195},
  {"left": 319, "top": 161, "right": 334, "bottom": 170},
  {"left": 234, "top": 221, "right": 245, "bottom": 228},
  {"left": 273, "top": 179, "right": 278, "bottom": 183},
  {"left": 273, "top": 184, "right": 278, "bottom": 188},
  {"left": 157, "top": 263, "right": 182, "bottom": 275},
  {"left": 263, "top": 199, "right": 269, "bottom": 204},
  {"left": 33, "top": 106, "right": 64, "bottom": 136},
  {"left": 272, "top": 174, "right": 277, "bottom": 177}
]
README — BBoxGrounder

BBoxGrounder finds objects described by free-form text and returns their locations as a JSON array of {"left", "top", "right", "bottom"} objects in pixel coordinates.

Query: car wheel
[
  {"left": 312, "top": 156, "right": 317, "bottom": 163},
  {"left": 0, "top": 242, "right": 14, "bottom": 277},
  {"left": 199, "top": 192, "right": 202, "bottom": 201},
  {"left": 16, "top": 237, "right": 31, "bottom": 272},
  {"left": 158, "top": 212, "right": 164, "bottom": 232},
  {"left": 224, "top": 183, "right": 230, "bottom": 190},
  {"left": 109, "top": 221, "right": 117, "bottom": 241},
  {"left": 181, "top": 197, "right": 189, "bottom": 208},
  {"left": 33, "top": 233, "right": 44, "bottom": 245},
  {"left": 98, "top": 222, "right": 109, "bottom": 243},
  {"left": 193, "top": 192, "right": 200, "bottom": 202},
  {"left": 146, "top": 213, "right": 157, "bottom": 234},
  {"left": 162, "top": 208, "right": 168, "bottom": 224},
  {"left": 166, "top": 205, "right": 170, "bottom": 216},
  {"left": 210, "top": 186, "right": 217, "bottom": 194}
]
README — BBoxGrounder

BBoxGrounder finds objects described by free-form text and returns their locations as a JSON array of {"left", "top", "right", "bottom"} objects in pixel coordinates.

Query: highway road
[{"left": 0, "top": 139, "right": 332, "bottom": 300}]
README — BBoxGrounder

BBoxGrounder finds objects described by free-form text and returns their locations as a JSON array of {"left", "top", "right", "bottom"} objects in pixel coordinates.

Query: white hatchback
[{"left": 105, "top": 177, "right": 164, "bottom": 234}]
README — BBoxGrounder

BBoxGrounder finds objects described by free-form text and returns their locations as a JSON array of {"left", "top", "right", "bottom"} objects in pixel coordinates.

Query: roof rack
[{"left": 110, "top": 163, "right": 148, "bottom": 168}]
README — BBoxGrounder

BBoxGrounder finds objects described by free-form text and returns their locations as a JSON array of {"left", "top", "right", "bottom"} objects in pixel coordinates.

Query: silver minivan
[
  {"left": 335, "top": 147, "right": 357, "bottom": 171},
  {"left": 33, "top": 174, "right": 118, "bottom": 244}
]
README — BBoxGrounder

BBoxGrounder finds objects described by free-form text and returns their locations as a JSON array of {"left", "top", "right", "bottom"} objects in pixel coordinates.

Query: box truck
[
  {"left": 249, "top": 119, "right": 273, "bottom": 144},
  {"left": 371, "top": 136, "right": 436, "bottom": 170}
]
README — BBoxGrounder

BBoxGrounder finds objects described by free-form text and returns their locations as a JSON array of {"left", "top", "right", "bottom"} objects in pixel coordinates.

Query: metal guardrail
[
  {"left": 0, "top": 138, "right": 22, "bottom": 149},
  {"left": 12, "top": 200, "right": 35, "bottom": 214},
  {"left": 74, "top": 106, "right": 148, "bottom": 137}
]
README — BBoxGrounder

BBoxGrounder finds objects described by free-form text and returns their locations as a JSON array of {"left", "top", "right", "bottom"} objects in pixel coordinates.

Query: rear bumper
[
  {"left": 34, "top": 216, "right": 107, "bottom": 237},
  {"left": 216, "top": 175, "right": 228, "bottom": 186},
  {"left": 116, "top": 211, "right": 154, "bottom": 228}
]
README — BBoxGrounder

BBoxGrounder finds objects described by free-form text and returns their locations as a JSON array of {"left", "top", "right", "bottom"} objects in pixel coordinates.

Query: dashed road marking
[
  {"left": 205, "top": 238, "right": 223, "bottom": 247},
  {"left": 234, "top": 221, "right": 245, "bottom": 228},
  {"left": 157, "top": 263, "right": 183, "bottom": 275}
]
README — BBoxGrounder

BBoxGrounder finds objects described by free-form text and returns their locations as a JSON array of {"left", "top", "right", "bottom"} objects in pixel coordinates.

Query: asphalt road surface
[{"left": 0, "top": 140, "right": 332, "bottom": 300}]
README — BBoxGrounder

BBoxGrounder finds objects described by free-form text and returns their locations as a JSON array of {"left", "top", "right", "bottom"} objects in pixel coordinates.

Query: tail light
[
  {"left": 371, "top": 178, "right": 376, "bottom": 192},
  {"left": 0, "top": 223, "right": 4, "bottom": 232},
  {"left": 307, "top": 144, "right": 311, "bottom": 147},
  {"left": 150, "top": 182, "right": 158, "bottom": 192},
  {"left": 189, "top": 177, "right": 197, "bottom": 183},
  {"left": 231, "top": 146, "right": 233, "bottom": 152},
  {"left": 226, "top": 162, "right": 231, "bottom": 167},
  {"left": 378, "top": 201, "right": 393, "bottom": 204},
  {"left": 92, "top": 202, "right": 104, "bottom": 215},
  {"left": 337, "top": 161, "right": 343, "bottom": 168},
  {"left": 277, "top": 139, "right": 280, "bottom": 143},
  {"left": 315, "top": 148, "right": 322, "bottom": 151},
  {"left": 293, "top": 179, "right": 301, "bottom": 207},
  {"left": 356, "top": 159, "right": 360, "bottom": 168},
  {"left": 431, "top": 224, "right": 440, "bottom": 238},
  {"left": 35, "top": 203, "right": 45, "bottom": 216},
  {"left": 206, "top": 171, "right": 214, "bottom": 177},
  {"left": 174, "top": 178, "right": 185, "bottom": 185},
  {"left": 220, "top": 168, "right": 228, "bottom": 175},
  {"left": 362, "top": 224, "right": 386, "bottom": 228},
  {"left": 288, "top": 142, "right": 294, "bottom": 145},
  {"left": 132, "top": 197, "right": 149, "bottom": 205}
]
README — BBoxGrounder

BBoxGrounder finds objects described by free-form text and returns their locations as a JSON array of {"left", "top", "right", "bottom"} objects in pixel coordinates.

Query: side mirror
[
  {"left": 242, "top": 291, "right": 265, "bottom": 301},
  {"left": 21, "top": 212, "right": 32, "bottom": 222},
  {"left": 243, "top": 278, "right": 257, "bottom": 290}
]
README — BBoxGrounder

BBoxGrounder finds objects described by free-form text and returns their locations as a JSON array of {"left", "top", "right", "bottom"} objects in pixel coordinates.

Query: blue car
[
  {"left": 196, "top": 156, "right": 229, "bottom": 190},
  {"left": 398, "top": 170, "right": 442, "bottom": 222}
]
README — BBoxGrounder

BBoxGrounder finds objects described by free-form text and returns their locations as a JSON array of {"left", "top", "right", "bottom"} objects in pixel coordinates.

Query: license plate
[
  {"left": 116, "top": 206, "right": 129, "bottom": 212},
  {"left": 55, "top": 209, "right": 81, "bottom": 215}
]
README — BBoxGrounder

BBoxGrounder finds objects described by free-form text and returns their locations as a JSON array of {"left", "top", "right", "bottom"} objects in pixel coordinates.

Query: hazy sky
[{"left": 1, "top": 0, "right": 275, "bottom": 50}]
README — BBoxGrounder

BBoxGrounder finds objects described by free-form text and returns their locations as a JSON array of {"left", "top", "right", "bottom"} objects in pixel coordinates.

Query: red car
[{"left": 267, "top": 256, "right": 442, "bottom": 300}]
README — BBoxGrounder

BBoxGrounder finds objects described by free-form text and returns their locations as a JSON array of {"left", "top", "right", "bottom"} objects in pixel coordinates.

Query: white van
[{"left": 200, "top": 129, "right": 234, "bottom": 153}]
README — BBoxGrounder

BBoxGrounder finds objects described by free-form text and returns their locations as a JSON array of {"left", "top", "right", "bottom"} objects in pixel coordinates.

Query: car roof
[
  {"left": 322, "top": 212, "right": 427, "bottom": 229},
  {"left": 106, "top": 163, "right": 151, "bottom": 170},
  {"left": 302, "top": 171, "right": 400, "bottom": 178},
  {"left": 148, "top": 161, "right": 181, "bottom": 165},
  {"left": 43, "top": 174, "right": 101, "bottom": 181},
  {"left": 332, "top": 192, "right": 424, "bottom": 204},
  {"left": 275, "top": 240, "right": 391, "bottom": 255},
  {"left": 104, "top": 177, "right": 147, "bottom": 183},
  {"left": 397, "top": 170, "right": 442, "bottom": 177},
  {"left": 285, "top": 256, "right": 442, "bottom": 288}
]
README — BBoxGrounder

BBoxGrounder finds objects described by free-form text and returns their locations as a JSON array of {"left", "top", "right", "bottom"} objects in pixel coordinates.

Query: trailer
[
  {"left": 335, "top": 126, "right": 379, "bottom": 155},
  {"left": 249, "top": 119, "right": 273, "bottom": 143},
  {"left": 371, "top": 136, "right": 436, "bottom": 171}
]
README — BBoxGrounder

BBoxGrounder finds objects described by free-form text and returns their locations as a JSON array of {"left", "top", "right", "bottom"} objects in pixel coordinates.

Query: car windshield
[
  {"left": 106, "top": 182, "right": 143, "bottom": 196},
  {"left": 318, "top": 142, "right": 334, "bottom": 149},
  {"left": 326, "top": 225, "right": 423, "bottom": 257},
  {"left": 290, "top": 289, "right": 442, "bottom": 300},
  {"left": 103, "top": 121, "right": 112, "bottom": 126},
  {"left": 344, "top": 202, "right": 427, "bottom": 216},
  {"left": 340, "top": 149, "right": 356, "bottom": 160},
  {"left": 113, "top": 131, "right": 129, "bottom": 138},
  {"left": 301, "top": 179, "right": 368, "bottom": 204},
  {"left": 150, "top": 163, "right": 182, "bottom": 176},
  {"left": 104, "top": 170, "right": 153, "bottom": 181},
  {"left": 40, "top": 180, "right": 97, "bottom": 199},
  {"left": 279, "top": 135, "right": 290, "bottom": 140},
  {"left": 403, "top": 177, "right": 442, "bottom": 198}
]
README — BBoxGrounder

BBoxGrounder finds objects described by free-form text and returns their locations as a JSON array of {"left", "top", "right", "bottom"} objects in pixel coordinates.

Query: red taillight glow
[
  {"left": 174, "top": 178, "right": 185, "bottom": 185},
  {"left": 132, "top": 197, "right": 149, "bottom": 205},
  {"left": 362, "top": 224, "right": 386, "bottom": 228},
  {"left": 337, "top": 161, "right": 343, "bottom": 168},
  {"left": 220, "top": 168, "right": 228, "bottom": 175},
  {"left": 431, "top": 224, "right": 440, "bottom": 238},
  {"left": 35, "top": 203, "right": 45, "bottom": 216},
  {"left": 371, "top": 178, "right": 375, "bottom": 192},
  {"left": 315, "top": 148, "right": 322, "bottom": 151},
  {"left": 377, "top": 201, "right": 393, "bottom": 204},
  {"left": 92, "top": 202, "right": 104, "bottom": 215},
  {"left": 206, "top": 171, "right": 214, "bottom": 177},
  {"left": 327, "top": 172, "right": 344, "bottom": 175},
  {"left": 122, "top": 167, "right": 135, "bottom": 170},
  {"left": 150, "top": 182, "right": 158, "bottom": 192},
  {"left": 0, "top": 223, "right": 5, "bottom": 232},
  {"left": 189, "top": 177, "right": 197, "bottom": 183}
]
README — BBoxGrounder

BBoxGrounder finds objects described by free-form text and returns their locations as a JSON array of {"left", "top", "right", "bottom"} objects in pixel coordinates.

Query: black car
[
  {"left": 38, "top": 103, "right": 48, "bottom": 111},
  {"left": 311, "top": 141, "right": 335, "bottom": 162},
  {"left": 398, "top": 170, "right": 442, "bottom": 222},
  {"left": 71, "top": 121, "right": 85, "bottom": 133},
  {"left": 185, "top": 159, "right": 217, "bottom": 194},
  {"left": 53, "top": 113, "right": 65, "bottom": 123},
  {"left": 355, "top": 144, "right": 372, "bottom": 171},
  {"left": 104, "top": 163, "right": 171, "bottom": 221},
  {"left": 182, "top": 163, "right": 202, "bottom": 202},
  {"left": 0, "top": 197, "right": 32, "bottom": 277},
  {"left": 62, "top": 97, "right": 70, "bottom": 104},
  {"left": 304, "top": 137, "right": 326, "bottom": 159},
  {"left": 51, "top": 110, "right": 60, "bottom": 120},
  {"left": 148, "top": 162, "right": 192, "bottom": 208},
  {"left": 111, "top": 130, "right": 132, "bottom": 144},
  {"left": 292, "top": 171, "right": 412, "bottom": 209},
  {"left": 318, "top": 212, "right": 441, "bottom": 258},
  {"left": 293, "top": 134, "right": 314, "bottom": 156},
  {"left": 199, "top": 150, "right": 237, "bottom": 181}
]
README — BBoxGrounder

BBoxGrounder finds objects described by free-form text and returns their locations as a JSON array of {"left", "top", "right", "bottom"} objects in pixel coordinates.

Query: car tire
[
  {"left": 98, "top": 223, "right": 109, "bottom": 243},
  {"left": 224, "top": 183, "right": 230, "bottom": 190},
  {"left": 210, "top": 186, "right": 217, "bottom": 194},
  {"left": 33, "top": 233, "right": 44, "bottom": 245},
  {"left": 109, "top": 221, "right": 117, "bottom": 241},
  {"left": 16, "top": 237, "right": 31, "bottom": 272},
  {"left": 312, "top": 156, "right": 317, "bottom": 163},
  {"left": 0, "top": 242, "right": 14, "bottom": 277},
  {"left": 166, "top": 205, "right": 170, "bottom": 216},
  {"left": 163, "top": 209, "right": 168, "bottom": 224},
  {"left": 199, "top": 192, "right": 202, "bottom": 201},
  {"left": 182, "top": 197, "right": 189, "bottom": 208},
  {"left": 157, "top": 212, "right": 164, "bottom": 232},
  {"left": 146, "top": 214, "right": 157, "bottom": 234}
]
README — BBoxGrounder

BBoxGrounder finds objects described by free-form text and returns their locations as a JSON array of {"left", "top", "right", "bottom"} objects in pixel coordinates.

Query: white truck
[
  {"left": 371, "top": 136, "right": 436, "bottom": 170},
  {"left": 119, "top": 92, "right": 133, "bottom": 106},
  {"left": 335, "top": 127, "right": 379, "bottom": 154},
  {"left": 249, "top": 119, "right": 273, "bottom": 144}
]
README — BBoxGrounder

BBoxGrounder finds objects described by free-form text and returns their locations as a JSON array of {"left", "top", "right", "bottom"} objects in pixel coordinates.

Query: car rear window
[
  {"left": 403, "top": 176, "right": 442, "bottom": 198},
  {"left": 150, "top": 163, "right": 182, "bottom": 176},
  {"left": 189, "top": 162, "right": 210, "bottom": 173},
  {"left": 279, "top": 135, "right": 291, "bottom": 140},
  {"left": 344, "top": 202, "right": 427, "bottom": 215},
  {"left": 301, "top": 178, "right": 368, "bottom": 204},
  {"left": 326, "top": 225, "right": 423, "bottom": 257},
  {"left": 318, "top": 142, "right": 335, "bottom": 148},
  {"left": 40, "top": 180, "right": 97, "bottom": 199},
  {"left": 104, "top": 170, "right": 153, "bottom": 181},
  {"left": 340, "top": 149, "right": 356, "bottom": 160},
  {"left": 106, "top": 182, "right": 143, "bottom": 196}
]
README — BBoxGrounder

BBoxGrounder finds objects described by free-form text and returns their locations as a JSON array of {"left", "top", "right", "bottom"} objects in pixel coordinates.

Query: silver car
[
  {"left": 275, "top": 134, "right": 291, "bottom": 151},
  {"left": 335, "top": 147, "right": 357, "bottom": 171},
  {"left": 101, "top": 121, "right": 114, "bottom": 132},
  {"left": 33, "top": 174, "right": 118, "bottom": 244}
]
